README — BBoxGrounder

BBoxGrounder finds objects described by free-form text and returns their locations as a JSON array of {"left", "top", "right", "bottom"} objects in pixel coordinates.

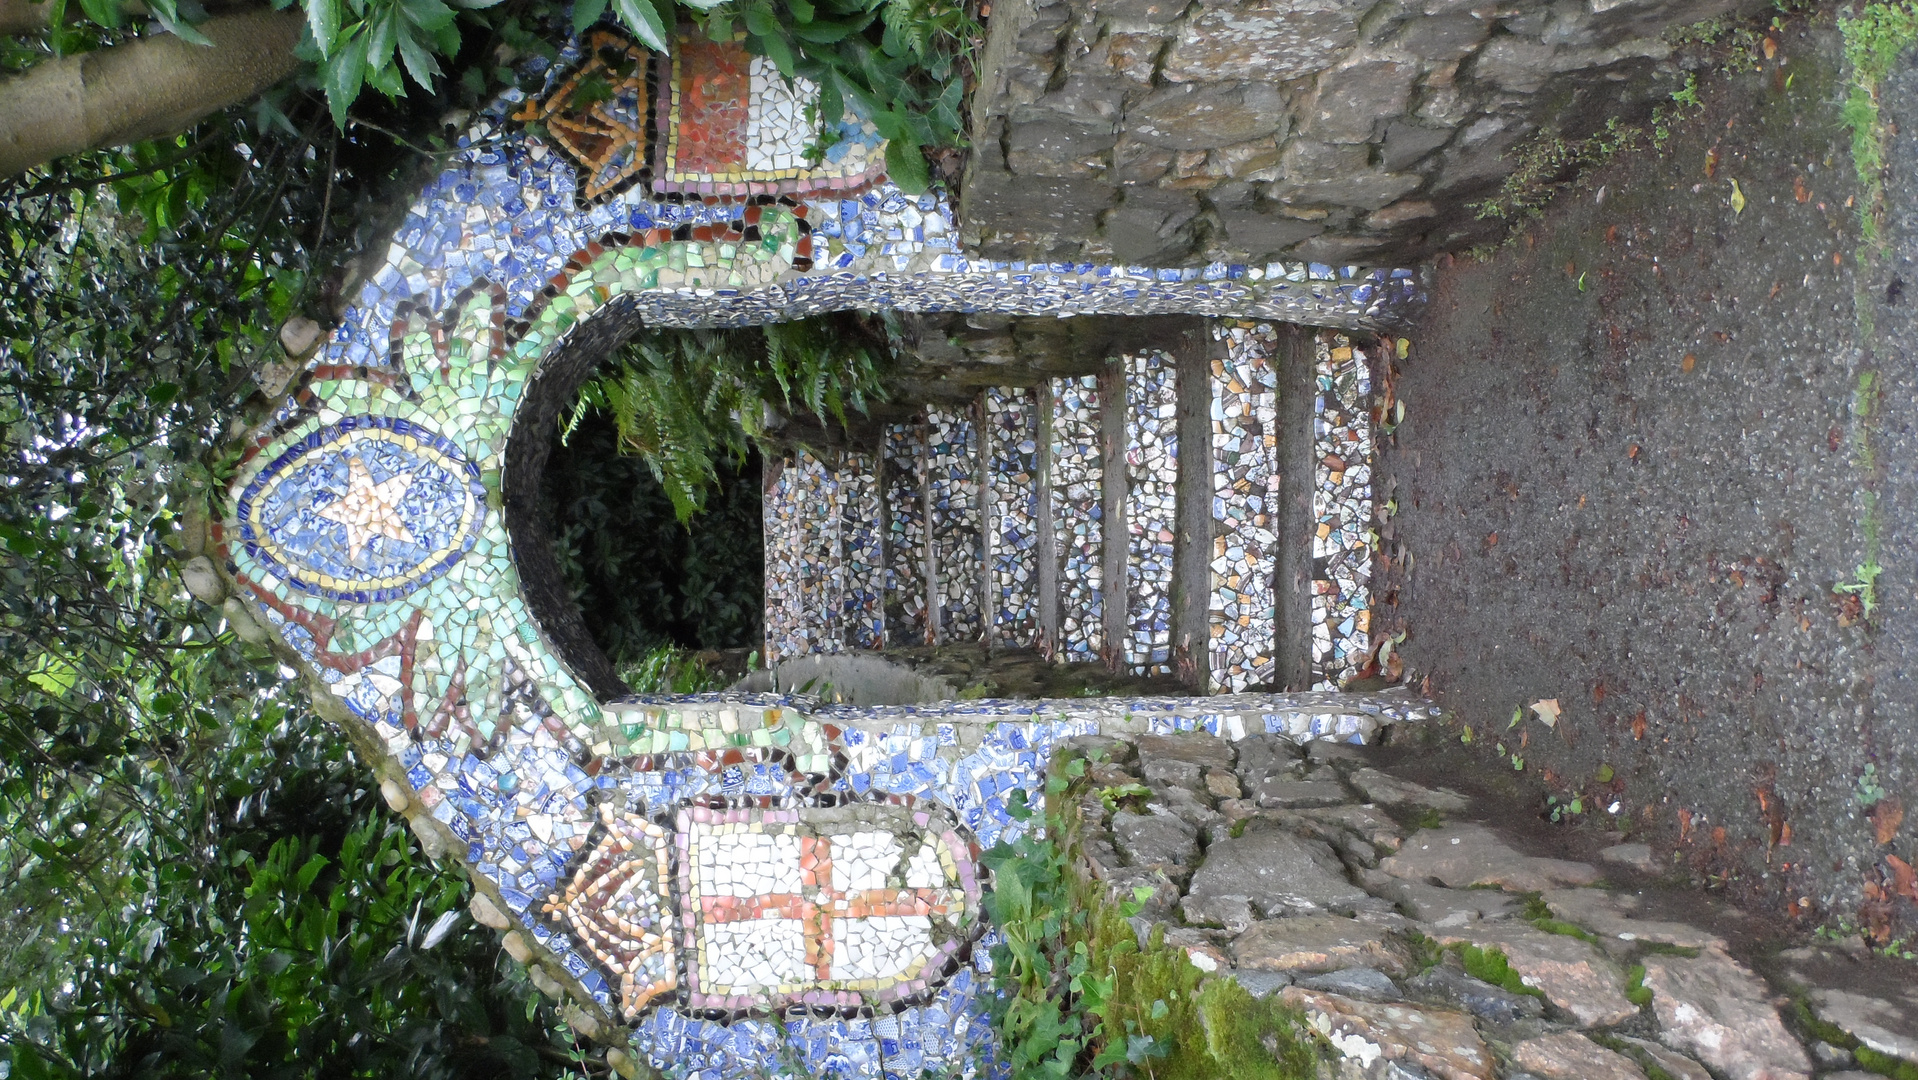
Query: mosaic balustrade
[
  {"left": 1209, "top": 323, "right": 1281, "bottom": 692},
  {"left": 1122, "top": 352, "right": 1180, "bottom": 676},
  {"left": 1048, "top": 375, "right": 1106, "bottom": 663},
  {"left": 218, "top": 21, "right": 1422, "bottom": 1078},
  {"left": 925, "top": 406, "right": 983, "bottom": 643},
  {"left": 763, "top": 451, "right": 883, "bottom": 662},
  {"left": 1312, "top": 335, "right": 1376, "bottom": 689},
  {"left": 983, "top": 387, "right": 1040, "bottom": 647},
  {"left": 882, "top": 422, "right": 929, "bottom": 646}
]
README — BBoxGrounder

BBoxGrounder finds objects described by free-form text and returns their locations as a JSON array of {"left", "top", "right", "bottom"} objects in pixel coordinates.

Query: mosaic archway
[{"left": 217, "top": 25, "right": 1426, "bottom": 1076}]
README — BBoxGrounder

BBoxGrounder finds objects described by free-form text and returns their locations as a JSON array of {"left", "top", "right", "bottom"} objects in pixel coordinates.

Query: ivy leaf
[
  {"left": 395, "top": 22, "right": 444, "bottom": 89},
  {"left": 572, "top": 0, "right": 609, "bottom": 31},
  {"left": 612, "top": 0, "right": 670, "bottom": 52},
  {"left": 307, "top": 0, "right": 341, "bottom": 57},
  {"left": 323, "top": 30, "right": 368, "bottom": 127}
]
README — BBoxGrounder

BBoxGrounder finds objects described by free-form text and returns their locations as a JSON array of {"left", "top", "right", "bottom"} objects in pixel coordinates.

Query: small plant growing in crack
[{"left": 1834, "top": 559, "right": 1883, "bottom": 620}]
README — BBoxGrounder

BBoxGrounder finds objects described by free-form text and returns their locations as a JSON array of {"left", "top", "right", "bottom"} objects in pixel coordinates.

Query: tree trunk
[{"left": 0, "top": 7, "right": 303, "bottom": 177}]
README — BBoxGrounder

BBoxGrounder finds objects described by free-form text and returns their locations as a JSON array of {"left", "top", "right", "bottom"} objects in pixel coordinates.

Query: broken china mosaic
[{"left": 216, "top": 21, "right": 1422, "bottom": 1079}]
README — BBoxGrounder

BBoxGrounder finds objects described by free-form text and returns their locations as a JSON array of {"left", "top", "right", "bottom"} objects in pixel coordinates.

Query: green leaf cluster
[{"left": 563, "top": 312, "right": 890, "bottom": 523}]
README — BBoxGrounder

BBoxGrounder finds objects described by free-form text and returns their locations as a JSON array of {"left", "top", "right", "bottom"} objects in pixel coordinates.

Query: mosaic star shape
[{"left": 316, "top": 457, "right": 417, "bottom": 562}]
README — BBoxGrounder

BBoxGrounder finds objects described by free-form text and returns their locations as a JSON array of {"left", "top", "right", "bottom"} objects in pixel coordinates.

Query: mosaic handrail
[{"left": 213, "top": 25, "right": 1426, "bottom": 1076}]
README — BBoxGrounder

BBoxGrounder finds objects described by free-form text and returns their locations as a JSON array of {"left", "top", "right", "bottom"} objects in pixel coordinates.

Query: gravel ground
[{"left": 1382, "top": 14, "right": 1915, "bottom": 947}]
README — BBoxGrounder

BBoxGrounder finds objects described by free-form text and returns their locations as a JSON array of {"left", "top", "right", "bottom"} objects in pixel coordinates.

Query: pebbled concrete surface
[{"left": 1381, "top": 15, "right": 1915, "bottom": 944}]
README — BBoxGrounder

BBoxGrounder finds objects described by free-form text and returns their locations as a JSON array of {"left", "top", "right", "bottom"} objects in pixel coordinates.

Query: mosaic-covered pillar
[
  {"left": 882, "top": 421, "right": 930, "bottom": 646},
  {"left": 1049, "top": 374, "right": 1105, "bottom": 662},
  {"left": 1122, "top": 352, "right": 1178, "bottom": 676},
  {"left": 926, "top": 405, "right": 981, "bottom": 643},
  {"left": 1209, "top": 322, "right": 1281, "bottom": 692},
  {"left": 983, "top": 386, "right": 1040, "bottom": 647},
  {"left": 838, "top": 452, "right": 886, "bottom": 651},
  {"left": 764, "top": 450, "right": 840, "bottom": 662},
  {"left": 1312, "top": 334, "right": 1376, "bottom": 688}
]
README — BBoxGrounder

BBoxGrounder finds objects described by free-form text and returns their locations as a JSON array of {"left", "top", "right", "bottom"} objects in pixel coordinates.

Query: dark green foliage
[
  {"left": 0, "top": 73, "right": 587, "bottom": 1079},
  {"left": 980, "top": 754, "right": 1324, "bottom": 1079},
  {"left": 544, "top": 408, "right": 764, "bottom": 662}
]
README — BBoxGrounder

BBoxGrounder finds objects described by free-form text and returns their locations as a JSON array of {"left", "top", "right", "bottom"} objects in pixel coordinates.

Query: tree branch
[{"left": 0, "top": 7, "right": 304, "bottom": 177}]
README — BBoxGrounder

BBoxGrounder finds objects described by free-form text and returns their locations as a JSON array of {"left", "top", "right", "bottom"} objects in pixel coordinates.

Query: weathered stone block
[
  {"left": 1278, "top": 137, "right": 1370, "bottom": 182},
  {"left": 1279, "top": 988, "right": 1495, "bottom": 1079},
  {"left": 1086, "top": 0, "right": 1188, "bottom": 27},
  {"left": 1005, "top": 117, "right": 1118, "bottom": 177},
  {"left": 1276, "top": 169, "right": 1424, "bottom": 212},
  {"left": 1235, "top": 916, "right": 1412, "bottom": 975},
  {"left": 1469, "top": 35, "right": 1559, "bottom": 94},
  {"left": 1216, "top": 205, "right": 1327, "bottom": 257},
  {"left": 1379, "top": 120, "right": 1453, "bottom": 171},
  {"left": 1388, "top": 12, "right": 1491, "bottom": 59},
  {"left": 1104, "top": 190, "right": 1201, "bottom": 261},
  {"left": 1642, "top": 949, "right": 1812, "bottom": 1080},
  {"left": 1127, "top": 82, "right": 1289, "bottom": 150},
  {"left": 1188, "top": 827, "right": 1369, "bottom": 915},
  {"left": 959, "top": 171, "right": 1115, "bottom": 239},
  {"left": 1301, "top": 58, "right": 1419, "bottom": 144},
  {"left": 1113, "top": 137, "right": 1174, "bottom": 183},
  {"left": 1432, "top": 922, "right": 1638, "bottom": 1028},
  {"left": 1379, "top": 823, "right": 1600, "bottom": 892},
  {"left": 1089, "top": 32, "right": 1168, "bottom": 83},
  {"left": 1513, "top": 1032, "right": 1648, "bottom": 1080},
  {"left": 1161, "top": 0, "right": 1366, "bottom": 83},
  {"left": 1405, "top": 964, "right": 1543, "bottom": 1023},
  {"left": 1112, "top": 808, "right": 1201, "bottom": 878}
]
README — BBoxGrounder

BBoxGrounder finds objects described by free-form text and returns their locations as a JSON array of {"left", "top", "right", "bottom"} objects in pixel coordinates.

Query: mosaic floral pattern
[
  {"left": 218, "top": 25, "right": 1424, "bottom": 1078},
  {"left": 1122, "top": 352, "right": 1179, "bottom": 676},
  {"left": 1209, "top": 323, "right": 1280, "bottom": 692},
  {"left": 513, "top": 31, "right": 656, "bottom": 204},
  {"left": 237, "top": 415, "right": 486, "bottom": 603},
  {"left": 983, "top": 387, "right": 1039, "bottom": 647},
  {"left": 1313, "top": 335, "right": 1375, "bottom": 689},
  {"left": 1048, "top": 375, "right": 1105, "bottom": 663}
]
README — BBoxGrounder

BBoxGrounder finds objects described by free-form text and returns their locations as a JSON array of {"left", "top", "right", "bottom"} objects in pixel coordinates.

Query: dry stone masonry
[
  {"left": 961, "top": 0, "right": 1759, "bottom": 267},
  {"left": 1061, "top": 731, "right": 1912, "bottom": 1080}
]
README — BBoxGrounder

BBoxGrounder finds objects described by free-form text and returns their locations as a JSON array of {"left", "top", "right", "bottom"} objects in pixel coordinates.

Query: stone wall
[{"left": 960, "top": 0, "right": 1760, "bottom": 268}]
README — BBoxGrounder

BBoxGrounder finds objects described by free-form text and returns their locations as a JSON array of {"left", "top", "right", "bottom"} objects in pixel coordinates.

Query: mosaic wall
[
  {"left": 1312, "top": 335, "right": 1375, "bottom": 689},
  {"left": 1048, "top": 375, "right": 1106, "bottom": 663},
  {"left": 217, "top": 23, "right": 1421, "bottom": 1078},
  {"left": 1208, "top": 323, "right": 1281, "bottom": 692},
  {"left": 1122, "top": 352, "right": 1180, "bottom": 676}
]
